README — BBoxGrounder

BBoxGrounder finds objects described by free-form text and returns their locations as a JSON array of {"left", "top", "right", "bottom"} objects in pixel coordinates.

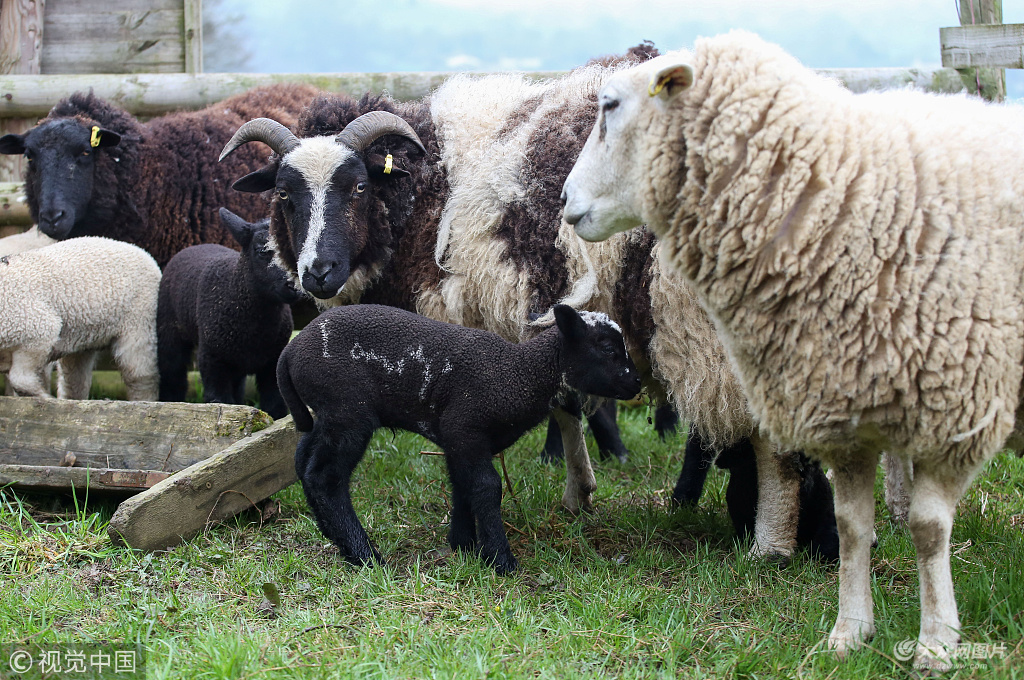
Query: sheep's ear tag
[
  {"left": 383, "top": 154, "right": 394, "bottom": 175},
  {"left": 90, "top": 126, "right": 102, "bottom": 148},
  {"left": 648, "top": 64, "right": 694, "bottom": 98}
]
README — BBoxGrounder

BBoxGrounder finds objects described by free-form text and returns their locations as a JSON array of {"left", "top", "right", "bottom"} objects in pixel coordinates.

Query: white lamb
[
  {"left": 561, "top": 30, "right": 1024, "bottom": 669},
  {"left": 0, "top": 236, "right": 161, "bottom": 401}
]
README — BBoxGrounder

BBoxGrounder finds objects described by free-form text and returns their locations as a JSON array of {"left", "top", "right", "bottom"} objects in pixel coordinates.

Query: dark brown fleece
[
  {"left": 614, "top": 228, "right": 658, "bottom": 355},
  {"left": 33, "top": 84, "right": 320, "bottom": 267}
]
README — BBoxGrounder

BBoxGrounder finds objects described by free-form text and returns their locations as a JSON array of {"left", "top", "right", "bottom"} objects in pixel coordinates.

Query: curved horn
[
  {"left": 219, "top": 118, "right": 301, "bottom": 162},
  {"left": 335, "top": 111, "right": 427, "bottom": 155}
]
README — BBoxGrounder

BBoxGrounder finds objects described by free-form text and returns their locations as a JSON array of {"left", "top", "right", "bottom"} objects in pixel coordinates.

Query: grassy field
[{"left": 1, "top": 405, "right": 1022, "bottom": 679}]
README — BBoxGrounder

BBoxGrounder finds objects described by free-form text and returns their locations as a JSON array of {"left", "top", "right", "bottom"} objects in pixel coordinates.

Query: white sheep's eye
[
  {"left": 355, "top": 182, "right": 366, "bottom": 194},
  {"left": 277, "top": 189, "right": 288, "bottom": 201},
  {"left": 601, "top": 98, "right": 620, "bottom": 113}
]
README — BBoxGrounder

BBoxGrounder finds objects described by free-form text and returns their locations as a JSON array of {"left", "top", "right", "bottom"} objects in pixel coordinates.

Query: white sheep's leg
[
  {"left": 883, "top": 452, "right": 911, "bottom": 525},
  {"left": 552, "top": 407, "right": 596, "bottom": 514},
  {"left": 112, "top": 328, "right": 159, "bottom": 402},
  {"left": 908, "top": 461, "right": 981, "bottom": 670},
  {"left": 57, "top": 352, "right": 97, "bottom": 400},
  {"left": 8, "top": 348, "right": 53, "bottom": 399},
  {"left": 749, "top": 431, "right": 800, "bottom": 560},
  {"left": 828, "top": 448, "right": 879, "bottom": 656}
]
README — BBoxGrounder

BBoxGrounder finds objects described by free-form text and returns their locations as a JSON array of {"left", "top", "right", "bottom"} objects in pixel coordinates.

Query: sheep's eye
[
  {"left": 277, "top": 189, "right": 288, "bottom": 201},
  {"left": 81, "top": 150, "right": 90, "bottom": 157},
  {"left": 355, "top": 182, "right": 366, "bottom": 194},
  {"left": 601, "top": 98, "right": 620, "bottom": 113},
  {"left": 24, "top": 151, "right": 33, "bottom": 161}
]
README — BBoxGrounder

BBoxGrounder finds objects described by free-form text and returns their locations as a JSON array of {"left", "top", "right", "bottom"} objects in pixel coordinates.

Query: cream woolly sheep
[
  {"left": 0, "top": 237, "right": 160, "bottom": 401},
  {"left": 562, "top": 30, "right": 1024, "bottom": 669}
]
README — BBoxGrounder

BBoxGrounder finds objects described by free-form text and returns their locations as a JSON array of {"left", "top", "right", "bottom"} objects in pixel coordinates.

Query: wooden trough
[{"left": 0, "top": 396, "right": 300, "bottom": 551}]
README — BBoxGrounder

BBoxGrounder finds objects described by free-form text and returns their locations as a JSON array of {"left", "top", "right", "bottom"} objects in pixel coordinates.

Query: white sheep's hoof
[
  {"left": 747, "top": 541, "right": 793, "bottom": 562},
  {"left": 561, "top": 491, "right": 593, "bottom": 515},
  {"left": 828, "top": 620, "right": 875, "bottom": 658},
  {"left": 913, "top": 636, "right": 956, "bottom": 671}
]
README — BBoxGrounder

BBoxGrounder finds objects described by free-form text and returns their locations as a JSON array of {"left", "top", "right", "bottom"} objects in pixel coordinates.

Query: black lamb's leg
[
  {"left": 654, "top": 403, "right": 680, "bottom": 440},
  {"left": 541, "top": 415, "right": 564, "bottom": 463},
  {"left": 671, "top": 423, "right": 716, "bottom": 506},
  {"left": 716, "top": 439, "right": 759, "bottom": 541},
  {"left": 158, "top": 335, "right": 192, "bottom": 402},
  {"left": 446, "top": 441, "right": 517, "bottom": 575},
  {"left": 295, "top": 422, "right": 380, "bottom": 566},
  {"left": 796, "top": 454, "right": 840, "bottom": 563},
  {"left": 255, "top": 360, "right": 288, "bottom": 419}
]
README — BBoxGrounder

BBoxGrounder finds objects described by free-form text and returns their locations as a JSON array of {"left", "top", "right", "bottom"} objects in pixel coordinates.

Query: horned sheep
[
  {"left": 0, "top": 237, "right": 160, "bottom": 401},
  {"left": 278, "top": 303, "right": 641, "bottom": 574},
  {"left": 218, "top": 46, "right": 826, "bottom": 557},
  {"left": 0, "top": 84, "right": 320, "bottom": 267},
  {"left": 562, "top": 30, "right": 1024, "bottom": 669}
]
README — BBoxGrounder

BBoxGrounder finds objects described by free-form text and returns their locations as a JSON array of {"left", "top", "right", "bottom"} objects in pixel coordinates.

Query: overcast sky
[{"left": 205, "top": 0, "right": 1023, "bottom": 96}]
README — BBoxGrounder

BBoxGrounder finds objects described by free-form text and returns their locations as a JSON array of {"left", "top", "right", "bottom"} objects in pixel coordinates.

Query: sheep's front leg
[
  {"left": 198, "top": 352, "right": 244, "bottom": 406},
  {"left": 57, "top": 351, "right": 97, "bottom": 400},
  {"left": 295, "top": 426, "right": 380, "bottom": 566},
  {"left": 828, "top": 448, "right": 879, "bottom": 656},
  {"left": 552, "top": 407, "right": 596, "bottom": 514},
  {"left": 909, "top": 460, "right": 981, "bottom": 670},
  {"left": 255, "top": 361, "right": 288, "bottom": 419},
  {"left": 749, "top": 431, "right": 800, "bottom": 560}
]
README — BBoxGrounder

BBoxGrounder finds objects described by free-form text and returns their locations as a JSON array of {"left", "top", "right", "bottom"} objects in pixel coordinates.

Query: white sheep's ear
[{"left": 648, "top": 63, "right": 694, "bottom": 100}]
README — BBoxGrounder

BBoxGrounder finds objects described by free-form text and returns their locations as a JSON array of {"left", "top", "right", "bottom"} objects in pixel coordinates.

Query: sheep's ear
[
  {"left": 0, "top": 134, "right": 26, "bottom": 155},
  {"left": 219, "top": 207, "right": 256, "bottom": 249},
  {"left": 367, "top": 153, "right": 411, "bottom": 181},
  {"left": 232, "top": 164, "right": 278, "bottom": 193},
  {"left": 649, "top": 62, "right": 694, "bottom": 100},
  {"left": 92, "top": 127, "right": 121, "bottom": 148},
  {"left": 553, "top": 304, "right": 586, "bottom": 343}
]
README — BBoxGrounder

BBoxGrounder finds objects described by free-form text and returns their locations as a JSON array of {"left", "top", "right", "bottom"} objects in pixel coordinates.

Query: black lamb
[
  {"left": 158, "top": 208, "right": 301, "bottom": 417},
  {"left": 277, "top": 304, "right": 642, "bottom": 574}
]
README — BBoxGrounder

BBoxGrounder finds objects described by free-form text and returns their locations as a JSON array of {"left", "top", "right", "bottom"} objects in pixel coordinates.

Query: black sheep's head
[
  {"left": 0, "top": 118, "right": 121, "bottom": 239},
  {"left": 219, "top": 207, "right": 304, "bottom": 305},
  {"left": 553, "top": 304, "right": 643, "bottom": 401},
  {"left": 219, "top": 113, "right": 425, "bottom": 300}
]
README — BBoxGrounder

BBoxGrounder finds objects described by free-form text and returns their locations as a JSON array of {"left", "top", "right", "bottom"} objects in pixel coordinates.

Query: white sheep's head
[
  {"left": 218, "top": 113, "right": 425, "bottom": 300},
  {"left": 562, "top": 51, "right": 694, "bottom": 242}
]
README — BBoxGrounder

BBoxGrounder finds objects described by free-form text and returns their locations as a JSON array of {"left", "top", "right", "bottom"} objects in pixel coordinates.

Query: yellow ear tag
[
  {"left": 383, "top": 154, "right": 394, "bottom": 175},
  {"left": 90, "top": 126, "right": 102, "bottom": 148},
  {"left": 648, "top": 73, "right": 672, "bottom": 97}
]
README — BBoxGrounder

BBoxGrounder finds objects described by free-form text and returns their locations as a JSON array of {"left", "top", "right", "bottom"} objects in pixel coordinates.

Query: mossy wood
[
  {"left": 108, "top": 415, "right": 299, "bottom": 551},
  {"left": 0, "top": 396, "right": 272, "bottom": 492}
]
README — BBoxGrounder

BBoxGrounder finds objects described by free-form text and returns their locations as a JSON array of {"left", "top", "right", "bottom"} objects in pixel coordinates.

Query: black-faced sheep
[
  {"left": 561, "top": 30, "right": 1024, "bottom": 669},
  {"left": 157, "top": 208, "right": 301, "bottom": 417},
  {"left": 278, "top": 303, "right": 641, "bottom": 574},
  {"left": 219, "top": 46, "right": 825, "bottom": 560},
  {"left": 0, "top": 84, "right": 320, "bottom": 267},
  {"left": 0, "top": 237, "right": 160, "bottom": 401}
]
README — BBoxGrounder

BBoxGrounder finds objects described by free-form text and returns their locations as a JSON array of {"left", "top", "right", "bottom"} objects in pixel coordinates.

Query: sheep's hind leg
[
  {"left": 749, "top": 430, "right": 800, "bottom": 561},
  {"left": 671, "top": 424, "right": 715, "bottom": 506},
  {"left": 827, "top": 447, "right": 879, "bottom": 656},
  {"left": 57, "top": 351, "right": 97, "bottom": 399},
  {"left": 552, "top": 407, "right": 596, "bottom": 514},
  {"left": 255, "top": 361, "right": 288, "bottom": 419},
  {"left": 446, "top": 443, "right": 517, "bottom": 574},
  {"left": 909, "top": 460, "right": 982, "bottom": 670},
  {"left": 158, "top": 336, "right": 192, "bottom": 402},
  {"left": 295, "top": 424, "right": 380, "bottom": 566},
  {"left": 444, "top": 454, "right": 478, "bottom": 554},
  {"left": 8, "top": 349, "right": 54, "bottom": 398}
]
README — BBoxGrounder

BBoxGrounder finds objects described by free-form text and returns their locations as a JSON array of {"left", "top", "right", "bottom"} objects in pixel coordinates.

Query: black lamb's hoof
[{"left": 488, "top": 554, "right": 519, "bottom": 576}]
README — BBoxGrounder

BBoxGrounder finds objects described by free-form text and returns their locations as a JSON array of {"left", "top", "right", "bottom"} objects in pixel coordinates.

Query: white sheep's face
[{"left": 562, "top": 52, "right": 694, "bottom": 242}]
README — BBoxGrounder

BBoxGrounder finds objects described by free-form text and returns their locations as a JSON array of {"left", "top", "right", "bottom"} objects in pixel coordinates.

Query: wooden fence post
[
  {"left": 0, "top": 0, "right": 44, "bottom": 207},
  {"left": 958, "top": 0, "right": 1005, "bottom": 101}
]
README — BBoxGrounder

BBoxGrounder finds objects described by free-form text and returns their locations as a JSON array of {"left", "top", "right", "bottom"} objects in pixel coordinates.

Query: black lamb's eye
[
  {"left": 277, "top": 189, "right": 288, "bottom": 201},
  {"left": 355, "top": 182, "right": 366, "bottom": 194}
]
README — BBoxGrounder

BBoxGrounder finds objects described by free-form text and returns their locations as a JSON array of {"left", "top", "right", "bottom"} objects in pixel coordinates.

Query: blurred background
[{"left": 202, "top": 0, "right": 1024, "bottom": 98}]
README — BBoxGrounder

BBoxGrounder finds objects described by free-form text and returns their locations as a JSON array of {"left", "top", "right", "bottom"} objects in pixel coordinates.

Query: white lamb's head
[{"left": 562, "top": 49, "right": 695, "bottom": 243}]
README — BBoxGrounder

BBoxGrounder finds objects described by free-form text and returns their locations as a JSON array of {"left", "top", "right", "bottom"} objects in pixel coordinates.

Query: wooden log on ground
[
  {"left": 108, "top": 415, "right": 299, "bottom": 551},
  {"left": 0, "top": 396, "right": 273, "bottom": 492},
  {"left": 0, "top": 67, "right": 969, "bottom": 119}
]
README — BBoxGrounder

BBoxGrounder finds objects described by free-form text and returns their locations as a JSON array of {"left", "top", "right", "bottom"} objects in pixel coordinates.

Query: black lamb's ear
[
  {"left": 232, "top": 164, "right": 278, "bottom": 193},
  {"left": 553, "top": 304, "right": 586, "bottom": 342},
  {"left": 219, "top": 207, "right": 255, "bottom": 249},
  {"left": 366, "top": 152, "right": 411, "bottom": 180},
  {"left": 0, "top": 134, "right": 26, "bottom": 155}
]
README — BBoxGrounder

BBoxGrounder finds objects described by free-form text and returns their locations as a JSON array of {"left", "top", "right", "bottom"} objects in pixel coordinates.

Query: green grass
[{"left": 2, "top": 406, "right": 1023, "bottom": 679}]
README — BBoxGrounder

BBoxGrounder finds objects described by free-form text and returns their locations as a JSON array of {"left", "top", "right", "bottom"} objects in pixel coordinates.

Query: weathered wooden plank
[
  {"left": 941, "top": 24, "right": 1024, "bottom": 68},
  {"left": 42, "top": 9, "right": 184, "bottom": 42},
  {"left": 0, "top": 396, "right": 273, "bottom": 472},
  {"left": 817, "top": 67, "right": 967, "bottom": 94},
  {"left": 0, "top": 464, "right": 172, "bottom": 493},
  {"left": 0, "top": 67, "right": 969, "bottom": 120},
  {"left": 0, "top": 0, "right": 44, "bottom": 183},
  {"left": 183, "top": 0, "right": 202, "bottom": 74},
  {"left": 108, "top": 416, "right": 300, "bottom": 551}
]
